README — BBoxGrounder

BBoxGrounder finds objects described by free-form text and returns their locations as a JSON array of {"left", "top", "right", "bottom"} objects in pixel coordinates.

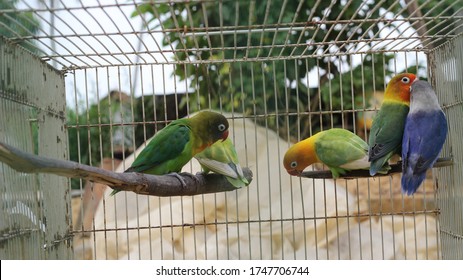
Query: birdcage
[{"left": 0, "top": 0, "right": 462, "bottom": 260}]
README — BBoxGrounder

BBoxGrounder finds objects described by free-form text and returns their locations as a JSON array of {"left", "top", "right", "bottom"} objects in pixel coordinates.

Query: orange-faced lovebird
[
  {"left": 401, "top": 80, "right": 447, "bottom": 195},
  {"left": 283, "top": 128, "right": 375, "bottom": 178},
  {"left": 195, "top": 138, "right": 249, "bottom": 188},
  {"left": 368, "top": 73, "right": 417, "bottom": 175},
  {"left": 111, "top": 110, "right": 229, "bottom": 195}
]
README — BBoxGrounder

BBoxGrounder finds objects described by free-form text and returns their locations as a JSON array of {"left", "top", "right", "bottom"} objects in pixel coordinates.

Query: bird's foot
[
  {"left": 179, "top": 172, "right": 202, "bottom": 184},
  {"left": 167, "top": 173, "right": 188, "bottom": 188},
  {"left": 167, "top": 172, "right": 201, "bottom": 188}
]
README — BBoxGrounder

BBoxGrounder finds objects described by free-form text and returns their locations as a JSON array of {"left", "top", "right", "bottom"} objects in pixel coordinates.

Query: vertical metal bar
[
  {"left": 276, "top": 60, "right": 285, "bottom": 259},
  {"left": 430, "top": 34, "right": 463, "bottom": 259}
]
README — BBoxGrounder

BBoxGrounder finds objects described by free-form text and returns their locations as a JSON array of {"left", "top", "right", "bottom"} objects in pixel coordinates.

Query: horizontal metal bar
[{"left": 71, "top": 209, "right": 439, "bottom": 235}]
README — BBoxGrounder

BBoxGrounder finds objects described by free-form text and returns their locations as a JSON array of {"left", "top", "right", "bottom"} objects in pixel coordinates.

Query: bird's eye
[
  {"left": 401, "top": 77, "right": 410, "bottom": 84},
  {"left": 290, "top": 161, "right": 297, "bottom": 169},
  {"left": 218, "top": 123, "right": 226, "bottom": 132}
]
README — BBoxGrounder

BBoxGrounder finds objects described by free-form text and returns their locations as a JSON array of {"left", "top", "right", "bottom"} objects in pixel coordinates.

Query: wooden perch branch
[
  {"left": 0, "top": 141, "right": 252, "bottom": 196},
  {"left": 299, "top": 157, "right": 454, "bottom": 179}
]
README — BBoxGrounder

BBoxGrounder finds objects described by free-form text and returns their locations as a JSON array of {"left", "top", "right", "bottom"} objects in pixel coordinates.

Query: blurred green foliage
[
  {"left": 0, "top": 0, "right": 41, "bottom": 54},
  {"left": 66, "top": 91, "right": 134, "bottom": 189},
  {"left": 131, "top": 0, "right": 453, "bottom": 140}
]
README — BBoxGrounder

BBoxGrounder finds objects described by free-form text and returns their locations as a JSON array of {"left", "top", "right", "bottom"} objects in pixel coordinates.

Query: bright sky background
[{"left": 18, "top": 0, "right": 188, "bottom": 109}]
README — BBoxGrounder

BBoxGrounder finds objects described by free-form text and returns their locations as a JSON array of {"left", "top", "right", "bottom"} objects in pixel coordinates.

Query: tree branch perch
[
  {"left": 0, "top": 141, "right": 253, "bottom": 196},
  {"left": 299, "top": 157, "right": 453, "bottom": 179}
]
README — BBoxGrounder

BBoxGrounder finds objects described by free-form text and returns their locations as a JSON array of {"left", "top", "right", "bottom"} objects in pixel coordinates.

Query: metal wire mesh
[
  {"left": 0, "top": 36, "right": 71, "bottom": 259},
  {"left": 0, "top": 0, "right": 462, "bottom": 260},
  {"left": 429, "top": 33, "right": 463, "bottom": 260},
  {"left": 1, "top": 0, "right": 461, "bottom": 67}
]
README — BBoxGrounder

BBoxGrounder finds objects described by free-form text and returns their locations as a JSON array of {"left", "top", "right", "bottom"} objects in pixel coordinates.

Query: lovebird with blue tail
[{"left": 401, "top": 80, "right": 447, "bottom": 195}]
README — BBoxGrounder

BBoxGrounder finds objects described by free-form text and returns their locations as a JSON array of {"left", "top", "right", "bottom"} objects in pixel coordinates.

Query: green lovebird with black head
[{"left": 111, "top": 110, "right": 229, "bottom": 195}]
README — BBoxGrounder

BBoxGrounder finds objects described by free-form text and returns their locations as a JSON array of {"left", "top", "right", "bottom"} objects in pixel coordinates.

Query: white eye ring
[
  {"left": 290, "top": 161, "right": 297, "bottom": 169},
  {"left": 401, "top": 77, "right": 410, "bottom": 84},
  {"left": 218, "top": 123, "right": 226, "bottom": 132}
]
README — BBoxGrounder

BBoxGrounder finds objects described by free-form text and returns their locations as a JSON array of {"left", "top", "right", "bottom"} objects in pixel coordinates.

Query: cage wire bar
[
  {"left": 0, "top": 0, "right": 460, "bottom": 68},
  {"left": 0, "top": 36, "right": 71, "bottom": 259},
  {"left": 0, "top": 0, "right": 462, "bottom": 260},
  {"left": 429, "top": 33, "right": 463, "bottom": 260}
]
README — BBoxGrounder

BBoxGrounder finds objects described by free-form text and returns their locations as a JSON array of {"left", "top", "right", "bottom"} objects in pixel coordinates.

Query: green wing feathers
[
  {"left": 195, "top": 138, "right": 249, "bottom": 188},
  {"left": 368, "top": 103, "right": 409, "bottom": 175},
  {"left": 126, "top": 123, "right": 192, "bottom": 174},
  {"left": 111, "top": 122, "right": 192, "bottom": 196},
  {"left": 315, "top": 129, "right": 368, "bottom": 168},
  {"left": 314, "top": 128, "right": 371, "bottom": 178}
]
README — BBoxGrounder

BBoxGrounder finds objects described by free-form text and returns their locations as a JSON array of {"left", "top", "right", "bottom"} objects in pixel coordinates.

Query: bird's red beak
[
  {"left": 222, "top": 130, "right": 229, "bottom": 141},
  {"left": 287, "top": 169, "right": 302, "bottom": 176}
]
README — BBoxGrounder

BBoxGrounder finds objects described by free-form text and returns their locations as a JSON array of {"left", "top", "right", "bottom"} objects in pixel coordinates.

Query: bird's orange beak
[{"left": 222, "top": 130, "right": 229, "bottom": 141}]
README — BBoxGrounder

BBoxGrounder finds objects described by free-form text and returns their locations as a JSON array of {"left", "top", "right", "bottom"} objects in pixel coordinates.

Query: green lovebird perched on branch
[
  {"left": 111, "top": 110, "right": 229, "bottom": 195},
  {"left": 283, "top": 128, "right": 378, "bottom": 179},
  {"left": 368, "top": 73, "right": 417, "bottom": 176}
]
